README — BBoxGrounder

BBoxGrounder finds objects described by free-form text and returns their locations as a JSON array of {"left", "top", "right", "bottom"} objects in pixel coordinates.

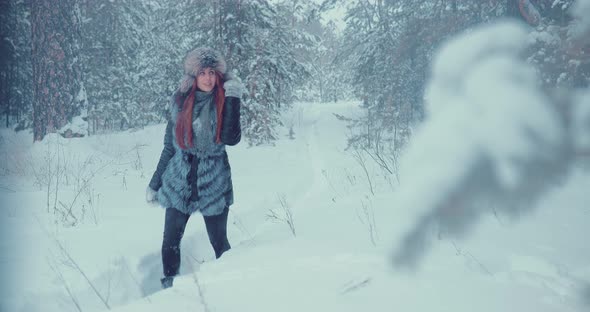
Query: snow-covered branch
[{"left": 391, "top": 18, "right": 589, "bottom": 268}]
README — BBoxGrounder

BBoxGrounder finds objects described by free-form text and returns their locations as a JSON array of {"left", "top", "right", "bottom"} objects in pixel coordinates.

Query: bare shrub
[
  {"left": 267, "top": 193, "right": 296, "bottom": 237},
  {"left": 351, "top": 149, "right": 375, "bottom": 196},
  {"left": 356, "top": 197, "right": 378, "bottom": 246}
]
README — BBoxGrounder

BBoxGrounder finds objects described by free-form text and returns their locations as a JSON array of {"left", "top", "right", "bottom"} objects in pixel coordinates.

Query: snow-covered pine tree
[
  {"left": 290, "top": 3, "right": 352, "bottom": 103},
  {"left": 114, "top": 1, "right": 166, "bottom": 130},
  {"left": 80, "top": 0, "right": 163, "bottom": 133},
  {"left": 332, "top": 0, "right": 520, "bottom": 155},
  {"left": 318, "top": 21, "right": 352, "bottom": 103},
  {"left": 230, "top": 0, "right": 284, "bottom": 145},
  {"left": 210, "top": 0, "right": 313, "bottom": 145}
]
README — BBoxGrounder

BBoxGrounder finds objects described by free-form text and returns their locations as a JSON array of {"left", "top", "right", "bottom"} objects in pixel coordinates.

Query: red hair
[{"left": 175, "top": 72, "right": 225, "bottom": 149}]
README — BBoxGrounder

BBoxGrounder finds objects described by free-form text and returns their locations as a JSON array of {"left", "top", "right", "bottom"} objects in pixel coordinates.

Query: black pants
[{"left": 161, "top": 206, "right": 231, "bottom": 277}]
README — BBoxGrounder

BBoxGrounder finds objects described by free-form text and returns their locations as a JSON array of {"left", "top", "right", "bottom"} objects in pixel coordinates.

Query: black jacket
[{"left": 220, "top": 96, "right": 241, "bottom": 146}]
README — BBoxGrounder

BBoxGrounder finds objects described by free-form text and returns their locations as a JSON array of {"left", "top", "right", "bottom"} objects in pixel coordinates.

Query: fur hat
[{"left": 179, "top": 47, "right": 227, "bottom": 93}]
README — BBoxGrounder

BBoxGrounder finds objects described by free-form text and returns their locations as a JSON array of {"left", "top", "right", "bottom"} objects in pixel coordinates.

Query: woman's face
[{"left": 196, "top": 67, "right": 216, "bottom": 92}]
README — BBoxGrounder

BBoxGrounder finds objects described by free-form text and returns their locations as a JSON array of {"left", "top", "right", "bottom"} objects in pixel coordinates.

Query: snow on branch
[
  {"left": 570, "top": 0, "right": 590, "bottom": 37},
  {"left": 391, "top": 20, "right": 577, "bottom": 269}
]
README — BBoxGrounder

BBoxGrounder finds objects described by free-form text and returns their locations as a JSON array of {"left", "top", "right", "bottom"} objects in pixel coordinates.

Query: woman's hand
[
  {"left": 146, "top": 186, "right": 158, "bottom": 203},
  {"left": 223, "top": 79, "right": 244, "bottom": 98}
]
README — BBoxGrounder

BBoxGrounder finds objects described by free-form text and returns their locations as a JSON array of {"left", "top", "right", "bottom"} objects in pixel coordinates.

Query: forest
[{"left": 1, "top": 0, "right": 585, "bottom": 149}]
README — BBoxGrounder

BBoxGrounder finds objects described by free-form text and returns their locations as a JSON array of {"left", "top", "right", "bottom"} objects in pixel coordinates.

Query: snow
[
  {"left": 570, "top": 0, "right": 590, "bottom": 37},
  {"left": 1, "top": 94, "right": 589, "bottom": 311},
  {"left": 528, "top": 29, "right": 560, "bottom": 46},
  {"left": 76, "top": 82, "right": 88, "bottom": 103},
  {"left": 58, "top": 114, "right": 89, "bottom": 136},
  {"left": 573, "top": 89, "right": 590, "bottom": 151},
  {"left": 1, "top": 20, "right": 590, "bottom": 312}
]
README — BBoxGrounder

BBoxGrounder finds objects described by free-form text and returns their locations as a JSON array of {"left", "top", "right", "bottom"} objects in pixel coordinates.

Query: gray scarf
[{"left": 192, "top": 90, "right": 215, "bottom": 154}]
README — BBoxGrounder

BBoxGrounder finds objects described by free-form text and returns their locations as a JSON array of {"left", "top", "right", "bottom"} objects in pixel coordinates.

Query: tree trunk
[
  {"left": 0, "top": 2, "right": 9, "bottom": 128},
  {"left": 6, "top": 69, "right": 11, "bottom": 128},
  {"left": 31, "top": 0, "right": 83, "bottom": 141}
]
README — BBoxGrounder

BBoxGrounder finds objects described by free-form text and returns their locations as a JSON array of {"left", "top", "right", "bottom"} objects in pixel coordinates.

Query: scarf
[{"left": 192, "top": 90, "right": 215, "bottom": 154}]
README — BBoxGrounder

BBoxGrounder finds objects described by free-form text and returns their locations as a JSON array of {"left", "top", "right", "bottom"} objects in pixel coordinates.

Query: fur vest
[{"left": 149, "top": 90, "right": 241, "bottom": 216}]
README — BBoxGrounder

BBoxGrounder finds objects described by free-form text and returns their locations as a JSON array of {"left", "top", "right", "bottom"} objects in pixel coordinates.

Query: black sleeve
[
  {"left": 148, "top": 120, "right": 176, "bottom": 191},
  {"left": 220, "top": 96, "right": 241, "bottom": 146}
]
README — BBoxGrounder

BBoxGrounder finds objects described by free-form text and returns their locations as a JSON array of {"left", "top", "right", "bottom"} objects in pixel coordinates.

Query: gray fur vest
[{"left": 151, "top": 91, "right": 234, "bottom": 216}]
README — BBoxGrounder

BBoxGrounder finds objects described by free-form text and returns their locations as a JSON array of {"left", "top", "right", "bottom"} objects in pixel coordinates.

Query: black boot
[{"left": 161, "top": 276, "right": 174, "bottom": 289}]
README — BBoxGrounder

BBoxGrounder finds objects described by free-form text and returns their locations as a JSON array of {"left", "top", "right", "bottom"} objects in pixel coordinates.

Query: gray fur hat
[{"left": 179, "top": 47, "right": 227, "bottom": 93}]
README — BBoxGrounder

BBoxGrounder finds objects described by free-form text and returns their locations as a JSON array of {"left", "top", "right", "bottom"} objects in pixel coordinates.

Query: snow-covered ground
[{"left": 0, "top": 96, "right": 589, "bottom": 312}]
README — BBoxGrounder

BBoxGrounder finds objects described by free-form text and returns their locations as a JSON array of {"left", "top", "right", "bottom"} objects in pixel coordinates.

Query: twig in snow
[
  {"left": 35, "top": 213, "right": 111, "bottom": 310},
  {"left": 451, "top": 241, "right": 493, "bottom": 276},
  {"left": 355, "top": 197, "right": 378, "bottom": 246},
  {"left": 47, "top": 255, "right": 83, "bottom": 312},
  {"left": 54, "top": 238, "right": 111, "bottom": 309},
  {"left": 321, "top": 169, "right": 340, "bottom": 198},
  {"left": 340, "top": 277, "right": 372, "bottom": 294},
  {"left": 230, "top": 210, "right": 253, "bottom": 241},
  {"left": 351, "top": 149, "right": 375, "bottom": 196},
  {"left": 185, "top": 256, "right": 211, "bottom": 312},
  {"left": 187, "top": 253, "right": 205, "bottom": 265}
]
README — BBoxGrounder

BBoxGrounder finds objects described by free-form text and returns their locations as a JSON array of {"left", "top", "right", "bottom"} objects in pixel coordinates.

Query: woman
[{"left": 146, "top": 47, "right": 243, "bottom": 289}]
